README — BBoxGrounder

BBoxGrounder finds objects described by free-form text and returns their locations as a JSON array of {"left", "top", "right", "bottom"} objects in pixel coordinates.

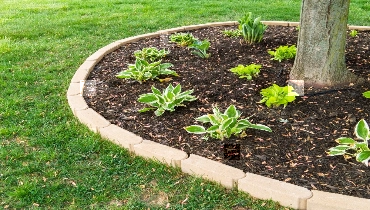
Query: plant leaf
[
  {"left": 185, "top": 125, "right": 206, "bottom": 134},
  {"left": 196, "top": 115, "right": 211, "bottom": 123},
  {"left": 138, "top": 94, "right": 157, "bottom": 103},
  {"left": 336, "top": 137, "right": 356, "bottom": 145},
  {"left": 249, "top": 124, "right": 272, "bottom": 132},
  {"left": 355, "top": 119, "right": 369, "bottom": 140},
  {"left": 356, "top": 151, "right": 370, "bottom": 163},
  {"left": 363, "top": 91, "right": 370, "bottom": 98},
  {"left": 225, "top": 105, "right": 238, "bottom": 118}
]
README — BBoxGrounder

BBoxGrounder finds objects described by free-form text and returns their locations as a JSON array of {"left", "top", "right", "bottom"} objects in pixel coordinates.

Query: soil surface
[{"left": 84, "top": 25, "right": 370, "bottom": 199}]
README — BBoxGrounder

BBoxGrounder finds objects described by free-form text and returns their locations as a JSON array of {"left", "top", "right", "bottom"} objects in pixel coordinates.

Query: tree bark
[{"left": 290, "top": 0, "right": 362, "bottom": 89}]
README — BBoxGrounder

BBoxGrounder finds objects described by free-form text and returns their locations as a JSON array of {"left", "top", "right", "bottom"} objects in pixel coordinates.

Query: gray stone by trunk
[{"left": 290, "top": 0, "right": 362, "bottom": 89}]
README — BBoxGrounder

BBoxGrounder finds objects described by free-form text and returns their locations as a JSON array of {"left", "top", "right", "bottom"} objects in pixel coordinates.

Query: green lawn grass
[{"left": 1, "top": 0, "right": 368, "bottom": 208}]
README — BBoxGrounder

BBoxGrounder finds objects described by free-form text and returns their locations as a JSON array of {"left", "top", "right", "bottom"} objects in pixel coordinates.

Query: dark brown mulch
[{"left": 84, "top": 25, "right": 370, "bottom": 199}]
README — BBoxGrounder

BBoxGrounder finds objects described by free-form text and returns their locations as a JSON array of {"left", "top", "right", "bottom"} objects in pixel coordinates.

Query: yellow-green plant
[
  {"left": 349, "top": 29, "right": 358, "bottom": 37},
  {"left": 363, "top": 91, "right": 370, "bottom": 98},
  {"left": 259, "top": 84, "right": 299, "bottom": 108},
  {"left": 268, "top": 45, "right": 297, "bottom": 62},
  {"left": 222, "top": 29, "right": 242, "bottom": 38},
  {"left": 230, "top": 64, "right": 261, "bottom": 80}
]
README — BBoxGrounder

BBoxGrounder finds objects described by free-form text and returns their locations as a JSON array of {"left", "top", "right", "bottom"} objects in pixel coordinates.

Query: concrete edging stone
[{"left": 67, "top": 21, "right": 370, "bottom": 210}]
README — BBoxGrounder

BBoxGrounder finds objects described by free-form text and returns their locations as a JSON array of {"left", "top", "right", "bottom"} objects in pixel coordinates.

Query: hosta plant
[
  {"left": 259, "top": 84, "right": 299, "bottom": 108},
  {"left": 223, "top": 29, "right": 242, "bottom": 38},
  {"left": 169, "top": 33, "right": 197, "bottom": 47},
  {"left": 138, "top": 84, "right": 197, "bottom": 116},
  {"left": 349, "top": 29, "right": 358, "bottom": 37},
  {"left": 184, "top": 105, "right": 272, "bottom": 140},
  {"left": 230, "top": 64, "right": 261, "bottom": 80},
  {"left": 116, "top": 59, "right": 178, "bottom": 84},
  {"left": 363, "top": 91, "right": 370, "bottom": 98},
  {"left": 189, "top": 39, "right": 211, "bottom": 59},
  {"left": 134, "top": 47, "right": 169, "bottom": 62},
  {"left": 268, "top": 45, "right": 297, "bottom": 62},
  {"left": 238, "top": 12, "right": 268, "bottom": 44},
  {"left": 328, "top": 119, "right": 370, "bottom": 166}
]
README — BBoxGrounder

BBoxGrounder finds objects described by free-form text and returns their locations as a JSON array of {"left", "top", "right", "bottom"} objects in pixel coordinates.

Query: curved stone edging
[{"left": 67, "top": 21, "right": 370, "bottom": 210}]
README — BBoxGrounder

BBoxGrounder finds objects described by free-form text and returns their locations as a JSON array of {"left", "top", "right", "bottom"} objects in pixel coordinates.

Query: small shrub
[
  {"left": 134, "top": 47, "right": 169, "bottom": 62},
  {"left": 169, "top": 33, "right": 197, "bottom": 47},
  {"left": 230, "top": 64, "right": 261, "bottom": 80},
  {"left": 116, "top": 59, "right": 178, "bottom": 84},
  {"left": 349, "top": 29, "right": 358, "bottom": 37},
  {"left": 222, "top": 29, "right": 242, "bottom": 38},
  {"left": 184, "top": 105, "right": 272, "bottom": 140},
  {"left": 328, "top": 119, "right": 370, "bottom": 166},
  {"left": 189, "top": 39, "right": 211, "bottom": 59},
  {"left": 259, "top": 84, "right": 299, "bottom": 108},
  {"left": 138, "top": 84, "right": 197, "bottom": 116},
  {"left": 268, "top": 45, "right": 297, "bottom": 62},
  {"left": 238, "top": 12, "right": 267, "bottom": 44}
]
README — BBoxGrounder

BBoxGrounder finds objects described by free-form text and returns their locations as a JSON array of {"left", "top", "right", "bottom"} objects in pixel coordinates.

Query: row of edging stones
[{"left": 67, "top": 21, "right": 370, "bottom": 210}]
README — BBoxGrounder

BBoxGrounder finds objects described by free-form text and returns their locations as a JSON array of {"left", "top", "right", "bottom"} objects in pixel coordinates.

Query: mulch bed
[{"left": 84, "top": 25, "right": 370, "bottom": 199}]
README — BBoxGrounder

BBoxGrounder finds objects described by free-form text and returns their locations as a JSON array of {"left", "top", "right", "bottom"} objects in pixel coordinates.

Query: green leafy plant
[
  {"left": 238, "top": 12, "right": 268, "bottom": 44},
  {"left": 349, "top": 29, "right": 358, "bottom": 37},
  {"left": 138, "top": 84, "right": 197, "bottom": 116},
  {"left": 189, "top": 39, "right": 211, "bottom": 59},
  {"left": 134, "top": 47, "right": 169, "bottom": 62},
  {"left": 116, "top": 58, "right": 178, "bottom": 84},
  {"left": 230, "top": 64, "right": 261, "bottom": 80},
  {"left": 184, "top": 105, "right": 272, "bottom": 140},
  {"left": 362, "top": 91, "right": 370, "bottom": 98},
  {"left": 169, "top": 33, "right": 197, "bottom": 47},
  {"left": 222, "top": 29, "right": 242, "bottom": 38},
  {"left": 328, "top": 119, "right": 370, "bottom": 166},
  {"left": 268, "top": 45, "right": 297, "bottom": 62},
  {"left": 259, "top": 84, "right": 299, "bottom": 108}
]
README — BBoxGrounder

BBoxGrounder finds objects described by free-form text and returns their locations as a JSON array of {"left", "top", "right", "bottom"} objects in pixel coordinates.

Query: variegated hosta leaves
[
  {"left": 184, "top": 105, "right": 272, "bottom": 140},
  {"left": 116, "top": 58, "right": 177, "bottom": 84},
  {"left": 328, "top": 119, "right": 370, "bottom": 166},
  {"left": 138, "top": 84, "right": 197, "bottom": 116}
]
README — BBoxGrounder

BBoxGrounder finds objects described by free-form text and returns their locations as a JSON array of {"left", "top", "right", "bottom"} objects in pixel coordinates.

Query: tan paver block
[
  {"left": 71, "top": 60, "right": 97, "bottom": 83},
  {"left": 74, "top": 108, "right": 110, "bottom": 132},
  {"left": 181, "top": 154, "right": 245, "bottom": 189},
  {"left": 183, "top": 24, "right": 212, "bottom": 30},
  {"left": 288, "top": 22, "right": 300, "bottom": 27},
  {"left": 133, "top": 140, "right": 188, "bottom": 167},
  {"left": 98, "top": 124, "right": 143, "bottom": 152},
  {"left": 238, "top": 173, "right": 312, "bottom": 210},
  {"left": 67, "top": 82, "right": 81, "bottom": 96},
  {"left": 262, "top": 21, "right": 289, "bottom": 26},
  {"left": 207, "top": 21, "right": 238, "bottom": 26},
  {"left": 67, "top": 95, "right": 88, "bottom": 115},
  {"left": 348, "top": 25, "right": 370, "bottom": 31},
  {"left": 307, "top": 190, "right": 370, "bottom": 210}
]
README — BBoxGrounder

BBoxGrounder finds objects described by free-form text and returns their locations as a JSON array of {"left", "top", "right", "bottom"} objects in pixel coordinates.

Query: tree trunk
[{"left": 290, "top": 0, "right": 362, "bottom": 89}]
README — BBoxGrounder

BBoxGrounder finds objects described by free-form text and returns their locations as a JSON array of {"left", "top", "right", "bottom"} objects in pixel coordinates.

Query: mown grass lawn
[{"left": 1, "top": 0, "right": 369, "bottom": 209}]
